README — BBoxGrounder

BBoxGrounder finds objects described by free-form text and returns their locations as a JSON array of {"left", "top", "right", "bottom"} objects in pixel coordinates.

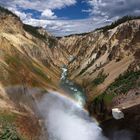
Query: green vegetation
[
  {"left": 59, "top": 32, "right": 89, "bottom": 38},
  {"left": 0, "top": 112, "right": 24, "bottom": 140},
  {"left": 103, "top": 93, "right": 116, "bottom": 105},
  {"left": 59, "top": 16, "right": 140, "bottom": 37},
  {"left": 0, "top": 113, "right": 16, "bottom": 123},
  {"left": 78, "top": 59, "right": 96, "bottom": 76},
  {"left": 78, "top": 65, "right": 91, "bottom": 76},
  {"left": 23, "top": 24, "right": 57, "bottom": 48},
  {"left": 107, "top": 70, "right": 140, "bottom": 94},
  {"left": 0, "top": 6, "right": 19, "bottom": 19},
  {"left": 3, "top": 51, "right": 51, "bottom": 86},
  {"left": 0, "top": 124, "right": 22, "bottom": 140},
  {"left": 89, "top": 70, "right": 140, "bottom": 118},
  {"left": 31, "top": 65, "right": 50, "bottom": 82},
  {"left": 92, "top": 70, "right": 108, "bottom": 86},
  {"left": 96, "top": 16, "right": 140, "bottom": 32},
  {"left": 5, "top": 54, "right": 21, "bottom": 66},
  {"left": 93, "top": 70, "right": 140, "bottom": 105},
  {"left": 23, "top": 24, "right": 46, "bottom": 40},
  {"left": 48, "top": 36, "right": 58, "bottom": 48}
]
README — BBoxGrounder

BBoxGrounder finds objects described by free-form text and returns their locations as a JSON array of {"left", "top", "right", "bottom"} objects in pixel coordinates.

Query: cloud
[
  {"left": 0, "top": 0, "right": 79, "bottom": 36},
  {"left": 0, "top": 0, "right": 76, "bottom": 20},
  {"left": 41, "top": 9, "right": 57, "bottom": 19},
  {"left": 0, "top": 0, "right": 140, "bottom": 36},
  {"left": 0, "top": 0, "right": 76, "bottom": 21},
  {"left": 85, "top": 0, "right": 140, "bottom": 18},
  {"left": 23, "top": 17, "right": 108, "bottom": 36},
  {"left": 0, "top": 0, "right": 76, "bottom": 11},
  {"left": 8, "top": 7, "right": 27, "bottom": 20}
]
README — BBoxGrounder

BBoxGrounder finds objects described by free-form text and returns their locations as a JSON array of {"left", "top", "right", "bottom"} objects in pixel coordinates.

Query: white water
[
  {"left": 37, "top": 66, "right": 137, "bottom": 140},
  {"left": 38, "top": 92, "right": 108, "bottom": 140},
  {"left": 61, "top": 67, "right": 68, "bottom": 80}
]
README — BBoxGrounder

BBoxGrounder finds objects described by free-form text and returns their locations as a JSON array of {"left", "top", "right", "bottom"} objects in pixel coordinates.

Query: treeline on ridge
[{"left": 96, "top": 15, "right": 140, "bottom": 32}]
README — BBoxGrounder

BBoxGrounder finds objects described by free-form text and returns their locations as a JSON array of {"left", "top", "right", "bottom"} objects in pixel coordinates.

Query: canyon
[{"left": 0, "top": 6, "right": 140, "bottom": 140}]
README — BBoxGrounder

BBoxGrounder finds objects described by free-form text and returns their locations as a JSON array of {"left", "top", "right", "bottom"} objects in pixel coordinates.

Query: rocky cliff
[
  {"left": 0, "top": 6, "right": 69, "bottom": 140},
  {"left": 60, "top": 18, "right": 140, "bottom": 101},
  {"left": 59, "top": 17, "right": 140, "bottom": 126},
  {"left": 0, "top": 6, "right": 140, "bottom": 139}
]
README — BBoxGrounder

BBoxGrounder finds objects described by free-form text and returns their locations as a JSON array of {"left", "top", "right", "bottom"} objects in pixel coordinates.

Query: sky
[{"left": 0, "top": 0, "right": 140, "bottom": 36}]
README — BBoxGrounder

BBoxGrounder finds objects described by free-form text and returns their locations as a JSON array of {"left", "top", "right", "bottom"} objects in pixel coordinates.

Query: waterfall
[
  {"left": 38, "top": 92, "right": 108, "bottom": 140},
  {"left": 36, "top": 66, "right": 137, "bottom": 140}
]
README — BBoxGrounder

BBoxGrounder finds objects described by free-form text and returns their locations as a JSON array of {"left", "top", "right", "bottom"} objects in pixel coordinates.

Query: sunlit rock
[{"left": 112, "top": 108, "right": 124, "bottom": 120}]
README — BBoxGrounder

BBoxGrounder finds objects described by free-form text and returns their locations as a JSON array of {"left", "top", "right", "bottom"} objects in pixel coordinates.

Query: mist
[{"left": 38, "top": 91, "right": 108, "bottom": 140}]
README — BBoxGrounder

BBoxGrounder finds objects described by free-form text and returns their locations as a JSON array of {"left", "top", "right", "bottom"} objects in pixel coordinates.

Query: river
[{"left": 37, "top": 66, "right": 139, "bottom": 140}]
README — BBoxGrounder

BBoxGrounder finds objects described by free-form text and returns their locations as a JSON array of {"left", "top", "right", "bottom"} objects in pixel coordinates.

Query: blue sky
[
  {"left": 53, "top": 1, "right": 89, "bottom": 19},
  {"left": 0, "top": 0, "right": 140, "bottom": 36}
]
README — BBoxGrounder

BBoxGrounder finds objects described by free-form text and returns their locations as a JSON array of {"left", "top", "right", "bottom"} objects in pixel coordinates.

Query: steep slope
[
  {"left": 0, "top": 6, "right": 69, "bottom": 140},
  {"left": 60, "top": 18, "right": 140, "bottom": 120},
  {"left": 60, "top": 19, "right": 140, "bottom": 95},
  {"left": 0, "top": 6, "right": 140, "bottom": 138},
  {"left": 0, "top": 6, "right": 70, "bottom": 88}
]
